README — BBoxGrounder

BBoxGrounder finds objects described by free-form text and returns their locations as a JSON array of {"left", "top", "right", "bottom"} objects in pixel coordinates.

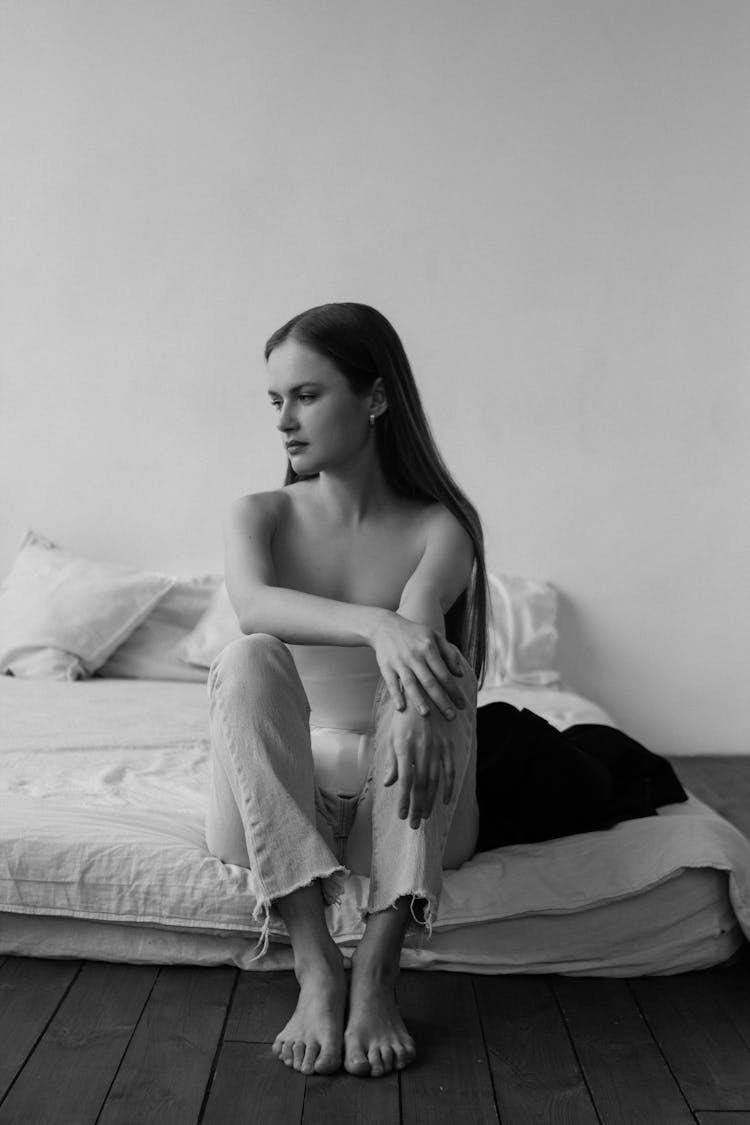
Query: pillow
[
  {"left": 4, "top": 647, "right": 85, "bottom": 681},
  {"left": 179, "top": 580, "right": 243, "bottom": 668},
  {"left": 484, "top": 571, "right": 559, "bottom": 687},
  {"left": 0, "top": 530, "right": 174, "bottom": 679},
  {"left": 179, "top": 570, "right": 559, "bottom": 684},
  {"left": 99, "top": 575, "right": 221, "bottom": 681}
]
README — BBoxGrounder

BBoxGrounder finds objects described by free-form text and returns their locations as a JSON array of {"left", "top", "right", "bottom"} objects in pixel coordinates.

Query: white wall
[{"left": 1, "top": 0, "right": 748, "bottom": 754}]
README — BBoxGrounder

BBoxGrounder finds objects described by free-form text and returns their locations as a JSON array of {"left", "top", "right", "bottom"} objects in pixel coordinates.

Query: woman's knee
[
  {"left": 208, "top": 632, "right": 291, "bottom": 693},
  {"left": 454, "top": 652, "right": 478, "bottom": 707}
]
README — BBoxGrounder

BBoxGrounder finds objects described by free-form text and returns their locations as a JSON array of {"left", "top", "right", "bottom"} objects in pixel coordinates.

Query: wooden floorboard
[
  {"left": 475, "top": 973, "right": 599, "bottom": 1124},
  {"left": 201, "top": 1041, "right": 306, "bottom": 1125},
  {"left": 0, "top": 957, "right": 80, "bottom": 1102},
  {"left": 224, "top": 968, "right": 298, "bottom": 1043},
  {"left": 302, "top": 1067, "right": 399, "bottom": 1125},
  {"left": 0, "top": 962, "right": 157, "bottom": 1125},
  {"left": 397, "top": 970, "right": 499, "bottom": 1124},
  {"left": 0, "top": 756, "right": 748, "bottom": 1124},
  {"left": 696, "top": 1115, "right": 750, "bottom": 1124},
  {"left": 631, "top": 967, "right": 750, "bottom": 1114},
  {"left": 554, "top": 975, "right": 695, "bottom": 1123},
  {"left": 666, "top": 755, "right": 750, "bottom": 838},
  {"left": 96, "top": 965, "right": 236, "bottom": 1125}
]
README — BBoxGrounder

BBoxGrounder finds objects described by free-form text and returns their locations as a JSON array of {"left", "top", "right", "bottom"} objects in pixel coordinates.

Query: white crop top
[{"left": 287, "top": 643, "right": 382, "bottom": 798}]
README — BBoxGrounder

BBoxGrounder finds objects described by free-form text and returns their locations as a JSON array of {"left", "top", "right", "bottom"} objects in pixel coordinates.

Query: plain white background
[{"left": 1, "top": 0, "right": 748, "bottom": 754}]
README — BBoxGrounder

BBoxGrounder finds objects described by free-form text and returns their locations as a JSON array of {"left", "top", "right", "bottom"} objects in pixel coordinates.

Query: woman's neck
[{"left": 308, "top": 460, "right": 400, "bottom": 529}]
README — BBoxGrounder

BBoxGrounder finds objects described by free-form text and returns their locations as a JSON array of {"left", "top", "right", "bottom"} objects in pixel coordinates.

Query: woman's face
[{"left": 266, "top": 338, "right": 374, "bottom": 474}]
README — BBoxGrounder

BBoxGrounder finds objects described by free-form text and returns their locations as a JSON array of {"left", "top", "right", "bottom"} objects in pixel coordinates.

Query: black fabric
[{"left": 474, "top": 702, "right": 689, "bottom": 854}]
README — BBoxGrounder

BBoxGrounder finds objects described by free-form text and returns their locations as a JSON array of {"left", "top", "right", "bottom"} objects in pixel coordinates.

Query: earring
[{"left": 369, "top": 413, "right": 375, "bottom": 427}]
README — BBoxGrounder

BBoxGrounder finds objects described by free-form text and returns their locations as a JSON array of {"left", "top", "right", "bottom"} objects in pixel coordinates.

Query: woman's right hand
[{"left": 370, "top": 612, "right": 467, "bottom": 720}]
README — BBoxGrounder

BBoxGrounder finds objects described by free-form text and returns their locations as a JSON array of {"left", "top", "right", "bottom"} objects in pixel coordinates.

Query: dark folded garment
[{"left": 474, "top": 702, "right": 688, "bottom": 854}]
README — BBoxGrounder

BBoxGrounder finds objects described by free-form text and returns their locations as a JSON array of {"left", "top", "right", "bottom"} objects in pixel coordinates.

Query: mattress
[{"left": 1, "top": 677, "right": 748, "bottom": 976}]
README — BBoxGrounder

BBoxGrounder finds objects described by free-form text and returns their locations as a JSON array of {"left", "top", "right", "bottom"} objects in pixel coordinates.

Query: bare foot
[
  {"left": 344, "top": 957, "right": 417, "bottom": 1078},
  {"left": 272, "top": 950, "right": 347, "bottom": 1075}
]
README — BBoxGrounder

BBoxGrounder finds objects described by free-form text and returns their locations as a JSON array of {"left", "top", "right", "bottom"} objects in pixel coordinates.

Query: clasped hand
[{"left": 372, "top": 613, "right": 468, "bottom": 829}]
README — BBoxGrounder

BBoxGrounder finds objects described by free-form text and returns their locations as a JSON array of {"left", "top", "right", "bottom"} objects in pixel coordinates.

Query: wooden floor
[{"left": 1, "top": 755, "right": 749, "bottom": 1125}]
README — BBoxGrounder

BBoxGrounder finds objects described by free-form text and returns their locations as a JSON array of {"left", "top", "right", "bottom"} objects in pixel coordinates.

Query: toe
[
  {"left": 301, "top": 1042, "right": 319, "bottom": 1075},
  {"left": 394, "top": 1038, "right": 416, "bottom": 1069},
  {"left": 393, "top": 1044, "right": 407, "bottom": 1069},
  {"left": 314, "top": 1044, "right": 341, "bottom": 1075},
  {"left": 281, "top": 1041, "right": 295, "bottom": 1067},
  {"left": 271, "top": 1038, "right": 283, "bottom": 1060},
  {"left": 380, "top": 1044, "right": 395, "bottom": 1074},
  {"left": 368, "top": 1046, "right": 384, "bottom": 1078},
  {"left": 292, "top": 1041, "right": 306, "bottom": 1071},
  {"left": 344, "top": 1040, "right": 370, "bottom": 1076}
]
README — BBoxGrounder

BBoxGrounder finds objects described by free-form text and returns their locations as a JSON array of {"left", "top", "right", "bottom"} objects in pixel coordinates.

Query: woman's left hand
[{"left": 382, "top": 704, "right": 457, "bottom": 828}]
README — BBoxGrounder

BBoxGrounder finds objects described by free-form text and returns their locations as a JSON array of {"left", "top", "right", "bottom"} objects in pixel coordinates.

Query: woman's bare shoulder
[
  {"left": 227, "top": 489, "right": 452, "bottom": 543},
  {"left": 224, "top": 487, "right": 293, "bottom": 529},
  {"left": 227, "top": 485, "right": 301, "bottom": 512},
  {"left": 420, "top": 502, "right": 475, "bottom": 562},
  {"left": 388, "top": 498, "right": 466, "bottom": 544},
  {"left": 419, "top": 500, "right": 466, "bottom": 533}
]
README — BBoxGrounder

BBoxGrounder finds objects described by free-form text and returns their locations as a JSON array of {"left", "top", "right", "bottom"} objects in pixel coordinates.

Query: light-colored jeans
[{"left": 205, "top": 633, "right": 479, "bottom": 961}]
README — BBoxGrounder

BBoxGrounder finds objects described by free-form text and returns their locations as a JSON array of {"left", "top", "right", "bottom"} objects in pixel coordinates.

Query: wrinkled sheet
[{"left": 1, "top": 677, "right": 748, "bottom": 975}]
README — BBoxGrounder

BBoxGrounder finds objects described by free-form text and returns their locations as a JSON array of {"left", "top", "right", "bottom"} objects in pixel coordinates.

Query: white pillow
[
  {"left": 179, "top": 570, "right": 559, "bottom": 684},
  {"left": 99, "top": 575, "right": 221, "bottom": 681},
  {"left": 0, "top": 530, "right": 174, "bottom": 679},
  {"left": 484, "top": 571, "right": 559, "bottom": 686},
  {"left": 5, "top": 647, "right": 85, "bottom": 681},
  {"left": 179, "top": 580, "right": 243, "bottom": 668}
]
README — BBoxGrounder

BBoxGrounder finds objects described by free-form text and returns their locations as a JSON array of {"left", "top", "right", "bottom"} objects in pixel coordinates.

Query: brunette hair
[{"left": 264, "top": 302, "right": 490, "bottom": 686}]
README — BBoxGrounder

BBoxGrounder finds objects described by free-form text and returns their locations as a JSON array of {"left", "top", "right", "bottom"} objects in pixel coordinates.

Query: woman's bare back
[{"left": 269, "top": 481, "right": 437, "bottom": 612}]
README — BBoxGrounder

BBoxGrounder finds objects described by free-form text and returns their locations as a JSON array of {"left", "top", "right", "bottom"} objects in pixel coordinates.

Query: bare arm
[
  {"left": 395, "top": 506, "right": 474, "bottom": 637},
  {"left": 223, "top": 494, "right": 388, "bottom": 645},
  {"left": 379, "top": 506, "right": 475, "bottom": 713},
  {"left": 382, "top": 508, "right": 476, "bottom": 828},
  {"left": 223, "top": 493, "right": 471, "bottom": 716}
]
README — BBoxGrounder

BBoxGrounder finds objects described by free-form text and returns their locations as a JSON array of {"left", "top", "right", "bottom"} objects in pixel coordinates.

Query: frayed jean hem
[
  {"left": 246, "top": 863, "right": 350, "bottom": 964},
  {"left": 357, "top": 888, "right": 438, "bottom": 945}
]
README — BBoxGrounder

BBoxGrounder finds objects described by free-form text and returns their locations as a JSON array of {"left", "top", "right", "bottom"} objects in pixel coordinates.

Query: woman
[{"left": 205, "top": 302, "right": 490, "bottom": 1079}]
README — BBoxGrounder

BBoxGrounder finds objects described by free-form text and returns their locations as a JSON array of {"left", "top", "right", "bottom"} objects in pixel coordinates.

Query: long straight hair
[{"left": 264, "top": 302, "right": 490, "bottom": 687}]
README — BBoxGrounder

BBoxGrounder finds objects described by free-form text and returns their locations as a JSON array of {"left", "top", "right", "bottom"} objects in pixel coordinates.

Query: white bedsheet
[
  {"left": 0, "top": 679, "right": 613, "bottom": 812},
  {"left": 1, "top": 677, "right": 748, "bottom": 975}
]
